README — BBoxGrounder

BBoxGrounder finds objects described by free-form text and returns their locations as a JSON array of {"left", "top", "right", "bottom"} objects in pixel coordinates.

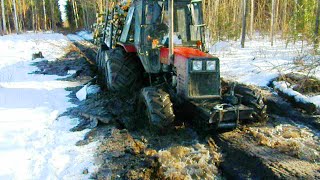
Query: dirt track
[{"left": 33, "top": 38, "right": 320, "bottom": 179}]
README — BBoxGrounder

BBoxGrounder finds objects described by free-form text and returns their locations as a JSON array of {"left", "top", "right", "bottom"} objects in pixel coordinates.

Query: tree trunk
[
  {"left": 241, "top": 0, "right": 248, "bottom": 48},
  {"left": 72, "top": 0, "right": 78, "bottom": 28},
  {"left": 12, "top": 0, "right": 19, "bottom": 33},
  {"left": 214, "top": 0, "right": 219, "bottom": 40},
  {"left": 85, "top": 1, "right": 89, "bottom": 30},
  {"left": 17, "top": 0, "right": 24, "bottom": 32},
  {"left": 274, "top": 0, "right": 278, "bottom": 31},
  {"left": 0, "top": 13, "right": 3, "bottom": 35},
  {"left": 49, "top": 0, "right": 56, "bottom": 30},
  {"left": 6, "top": 1, "right": 13, "bottom": 34},
  {"left": 35, "top": 1, "right": 40, "bottom": 31},
  {"left": 81, "top": 0, "right": 87, "bottom": 30},
  {"left": 31, "top": 0, "right": 35, "bottom": 31},
  {"left": 7, "top": 9, "right": 11, "bottom": 33},
  {"left": 293, "top": 0, "right": 298, "bottom": 43},
  {"left": 1, "top": 0, "right": 6, "bottom": 34},
  {"left": 74, "top": 0, "right": 80, "bottom": 28},
  {"left": 250, "top": 0, "right": 254, "bottom": 38},
  {"left": 315, "top": 0, "right": 320, "bottom": 49},
  {"left": 270, "top": 0, "right": 276, "bottom": 46},
  {"left": 282, "top": 0, "right": 287, "bottom": 39},
  {"left": 42, "top": 0, "right": 47, "bottom": 30}
]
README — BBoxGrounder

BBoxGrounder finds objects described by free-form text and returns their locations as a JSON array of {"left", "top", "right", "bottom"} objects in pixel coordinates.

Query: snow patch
[
  {"left": 76, "top": 84, "right": 101, "bottom": 101},
  {"left": 76, "top": 85, "right": 88, "bottom": 101},
  {"left": 67, "top": 70, "right": 77, "bottom": 75},
  {"left": 273, "top": 81, "right": 319, "bottom": 108}
]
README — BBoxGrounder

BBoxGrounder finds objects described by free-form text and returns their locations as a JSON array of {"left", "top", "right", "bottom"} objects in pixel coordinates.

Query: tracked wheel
[
  {"left": 234, "top": 84, "right": 268, "bottom": 122},
  {"left": 138, "top": 87, "right": 175, "bottom": 132},
  {"left": 104, "top": 47, "right": 142, "bottom": 91}
]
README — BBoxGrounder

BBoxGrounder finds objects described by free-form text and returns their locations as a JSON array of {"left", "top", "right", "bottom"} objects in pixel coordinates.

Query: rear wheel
[
  {"left": 138, "top": 87, "right": 175, "bottom": 132},
  {"left": 105, "top": 47, "right": 142, "bottom": 91}
]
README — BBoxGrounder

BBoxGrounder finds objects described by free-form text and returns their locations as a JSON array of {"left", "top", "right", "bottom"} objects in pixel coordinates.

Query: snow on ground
[
  {"left": 210, "top": 37, "right": 319, "bottom": 86},
  {"left": 0, "top": 32, "right": 69, "bottom": 70},
  {"left": 0, "top": 33, "right": 98, "bottom": 179},
  {"left": 210, "top": 37, "right": 320, "bottom": 107},
  {"left": 67, "top": 31, "right": 93, "bottom": 42}
]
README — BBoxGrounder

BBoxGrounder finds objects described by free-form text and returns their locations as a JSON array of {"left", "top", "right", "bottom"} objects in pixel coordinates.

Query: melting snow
[{"left": 0, "top": 32, "right": 98, "bottom": 179}]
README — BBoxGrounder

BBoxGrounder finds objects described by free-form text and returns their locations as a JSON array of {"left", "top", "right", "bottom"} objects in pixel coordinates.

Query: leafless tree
[
  {"left": 270, "top": 0, "right": 276, "bottom": 46},
  {"left": 42, "top": 0, "right": 47, "bottom": 30},
  {"left": 315, "top": 0, "right": 320, "bottom": 49},
  {"left": 241, "top": 0, "right": 248, "bottom": 48},
  {"left": 250, "top": 0, "right": 254, "bottom": 38},
  {"left": 12, "top": 0, "right": 19, "bottom": 33},
  {"left": 1, "top": 0, "right": 7, "bottom": 34}
]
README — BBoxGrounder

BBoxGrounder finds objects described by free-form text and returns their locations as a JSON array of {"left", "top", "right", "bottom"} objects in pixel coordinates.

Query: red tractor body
[{"left": 95, "top": 0, "right": 267, "bottom": 132}]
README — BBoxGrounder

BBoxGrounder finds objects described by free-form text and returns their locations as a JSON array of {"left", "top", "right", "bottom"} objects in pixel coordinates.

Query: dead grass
[
  {"left": 157, "top": 138, "right": 222, "bottom": 179},
  {"left": 245, "top": 124, "right": 320, "bottom": 163}
]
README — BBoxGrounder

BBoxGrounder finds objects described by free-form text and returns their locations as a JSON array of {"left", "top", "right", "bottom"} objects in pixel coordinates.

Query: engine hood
[
  {"left": 160, "top": 47, "right": 214, "bottom": 64},
  {"left": 174, "top": 47, "right": 213, "bottom": 58}
]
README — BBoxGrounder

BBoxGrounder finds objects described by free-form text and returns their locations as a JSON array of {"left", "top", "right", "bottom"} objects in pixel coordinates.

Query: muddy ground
[{"left": 33, "top": 41, "right": 320, "bottom": 179}]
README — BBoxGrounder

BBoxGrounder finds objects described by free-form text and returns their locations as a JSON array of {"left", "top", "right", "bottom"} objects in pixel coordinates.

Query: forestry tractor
[{"left": 95, "top": 0, "right": 267, "bottom": 132}]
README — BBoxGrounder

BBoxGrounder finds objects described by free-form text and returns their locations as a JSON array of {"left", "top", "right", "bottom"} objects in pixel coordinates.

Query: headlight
[
  {"left": 192, "top": 61, "right": 202, "bottom": 71},
  {"left": 206, "top": 61, "right": 216, "bottom": 71}
]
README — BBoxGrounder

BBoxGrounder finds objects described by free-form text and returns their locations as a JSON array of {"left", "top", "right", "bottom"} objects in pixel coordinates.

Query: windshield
[{"left": 142, "top": 0, "right": 204, "bottom": 47}]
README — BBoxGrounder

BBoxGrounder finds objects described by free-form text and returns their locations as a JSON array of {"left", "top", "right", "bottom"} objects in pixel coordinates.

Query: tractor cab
[
  {"left": 120, "top": 0, "right": 205, "bottom": 47},
  {"left": 118, "top": 0, "right": 207, "bottom": 74}
]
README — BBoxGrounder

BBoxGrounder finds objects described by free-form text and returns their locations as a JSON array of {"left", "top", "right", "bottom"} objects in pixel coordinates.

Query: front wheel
[
  {"left": 137, "top": 87, "right": 175, "bottom": 132},
  {"left": 234, "top": 84, "right": 268, "bottom": 122}
]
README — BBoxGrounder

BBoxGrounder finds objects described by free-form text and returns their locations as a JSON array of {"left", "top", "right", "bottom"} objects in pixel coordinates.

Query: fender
[{"left": 160, "top": 47, "right": 214, "bottom": 65}]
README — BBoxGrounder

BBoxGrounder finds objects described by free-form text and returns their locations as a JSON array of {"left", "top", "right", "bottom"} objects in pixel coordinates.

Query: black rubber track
[{"left": 138, "top": 87, "right": 175, "bottom": 131}]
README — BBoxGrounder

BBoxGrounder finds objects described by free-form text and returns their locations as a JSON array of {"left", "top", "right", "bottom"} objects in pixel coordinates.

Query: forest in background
[{"left": 0, "top": 0, "right": 319, "bottom": 48}]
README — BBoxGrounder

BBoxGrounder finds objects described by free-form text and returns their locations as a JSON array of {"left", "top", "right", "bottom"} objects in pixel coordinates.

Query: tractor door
[
  {"left": 120, "top": 7, "right": 135, "bottom": 43},
  {"left": 134, "top": 0, "right": 167, "bottom": 73}
]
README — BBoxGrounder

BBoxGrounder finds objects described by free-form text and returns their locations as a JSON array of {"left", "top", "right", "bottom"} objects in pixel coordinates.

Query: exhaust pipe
[{"left": 168, "top": 0, "right": 174, "bottom": 63}]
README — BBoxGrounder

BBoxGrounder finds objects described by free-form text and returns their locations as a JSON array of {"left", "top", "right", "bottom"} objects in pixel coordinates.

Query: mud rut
[{"left": 34, "top": 38, "right": 320, "bottom": 179}]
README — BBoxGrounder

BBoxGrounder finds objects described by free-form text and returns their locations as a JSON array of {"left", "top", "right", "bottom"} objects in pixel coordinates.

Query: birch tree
[
  {"left": 42, "top": 0, "right": 47, "bottom": 30},
  {"left": 12, "top": 0, "right": 19, "bottom": 33},
  {"left": 1, "top": 0, "right": 7, "bottom": 34},
  {"left": 72, "top": 0, "right": 79, "bottom": 28}
]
